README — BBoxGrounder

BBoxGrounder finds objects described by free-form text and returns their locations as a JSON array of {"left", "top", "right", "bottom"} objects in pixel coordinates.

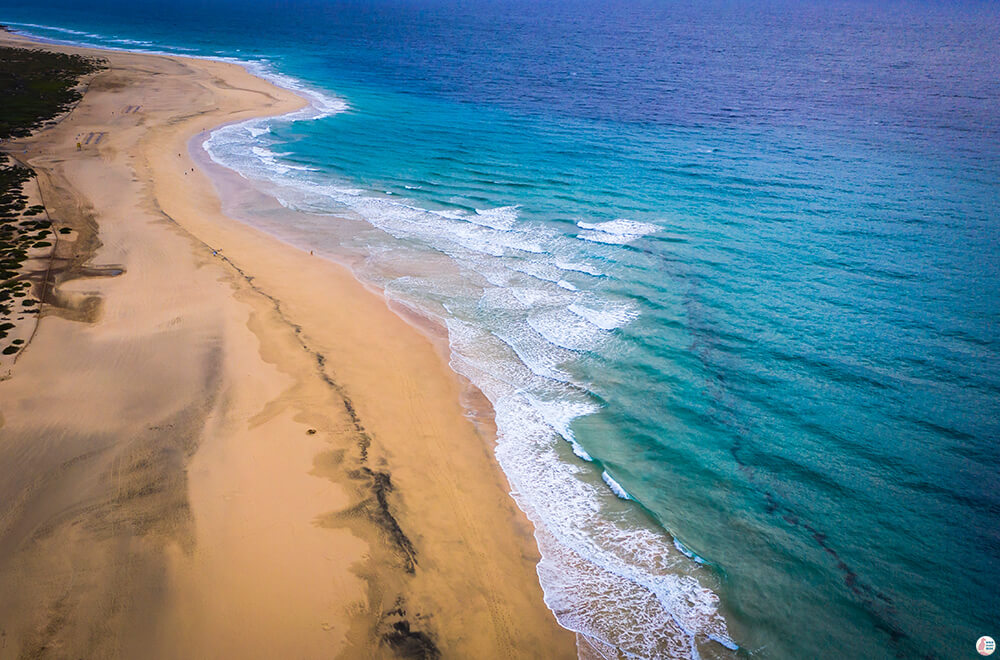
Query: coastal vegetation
[
  {"left": 0, "top": 42, "right": 104, "bottom": 360},
  {"left": 0, "top": 40, "right": 103, "bottom": 139}
]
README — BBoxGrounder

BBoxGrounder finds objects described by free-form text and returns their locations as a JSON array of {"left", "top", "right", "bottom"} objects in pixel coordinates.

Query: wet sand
[{"left": 0, "top": 32, "right": 576, "bottom": 659}]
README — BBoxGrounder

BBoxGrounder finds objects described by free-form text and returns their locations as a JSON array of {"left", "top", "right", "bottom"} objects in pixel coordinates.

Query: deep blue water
[{"left": 3, "top": 1, "right": 998, "bottom": 657}]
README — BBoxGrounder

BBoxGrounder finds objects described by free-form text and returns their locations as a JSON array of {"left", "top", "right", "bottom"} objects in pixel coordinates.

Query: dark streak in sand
[
  {"left": 383, "top": 620, "right": 441, "bottom": 659},
  {"left": 379, "top": 601, "right": 440, "bottom": 659},
  {"left": 0, "top": 44, "right": 438, "bottom": 658},
  {"left": 156, "top": 207, "right": 436, "bottom": 657}
]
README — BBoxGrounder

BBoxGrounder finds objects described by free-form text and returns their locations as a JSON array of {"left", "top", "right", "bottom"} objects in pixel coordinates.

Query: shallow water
[{"left": 4, "top": 1, "right": 999, "bottom": 656}]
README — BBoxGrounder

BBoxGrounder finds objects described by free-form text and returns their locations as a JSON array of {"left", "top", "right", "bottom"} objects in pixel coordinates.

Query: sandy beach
[{"left": 0, "top": 32, "right": 575, "bottom": 659}]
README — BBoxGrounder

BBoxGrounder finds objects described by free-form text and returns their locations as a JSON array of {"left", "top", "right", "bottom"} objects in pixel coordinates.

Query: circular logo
[{"left": 979, "top": 636, "right": 996, "bottom": 656}]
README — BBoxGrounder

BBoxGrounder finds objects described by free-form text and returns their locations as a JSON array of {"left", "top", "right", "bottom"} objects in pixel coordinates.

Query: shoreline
[
  {"left": 0, "top": 30, "right": 576, "bottom": 658},
  {"left": 185, "top": 132, "right": 502, "bottom": 439}
]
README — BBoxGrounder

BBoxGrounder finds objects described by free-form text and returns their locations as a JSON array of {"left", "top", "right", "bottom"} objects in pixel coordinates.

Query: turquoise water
[{"left": 3, "top": 1, "right": 998, "bottom": 657}]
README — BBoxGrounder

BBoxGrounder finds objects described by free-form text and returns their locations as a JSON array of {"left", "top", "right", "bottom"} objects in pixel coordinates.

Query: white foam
[
  {"left": 571, "top": 442, "right": 594, "bottom": 462},
  {"left": 526, "top": 392, "right": 599, "bottom": 447},
  {"left": 602, "top": 470, "right": 634, "bottom": 500},
  {"left": 508, "top": 286, "right": 566, "bottom": 307},
  {"left": 487, "top": 390, "right": 736, "bottom": 656},
  {"left": 528, "top": 307, "right": 609, "bottom": 352},
  {"left": 439, "top": 318, "right": 735, "bottom": 653},
  {"left": 491, "top": 321, "right": 576, "bottom": 383},
  {"left": 577, "top": 219, "right": 660, "bottom": 245},
  {"left": 110, "top": 37, "right": 155, "bottom": 47},
  {"left": 556, "top": 258, "right": 605, "bottom": 277},
  {"left": 7, "top": 22, "right": 104, "bottom": 39},
  {"left": 237, "top": 59, "right": 348, "bottom": 120},
  {"left": 428, "top": 307, "right": 731, "bottom": 653},
  {"left": 507, "top": 258, "right": 564, "bottom": 283},
  {"left": 478, "top": 287, "right": 531, "bottom": 312},
  {"left": 674, "top": 538, "right": 708, "bottom": 565},
  {"left": 570, "top": 301, "right": 639, "bottom": 330},
  {"left": 469, "top": 205, "right": 520, "bottom": 231}
]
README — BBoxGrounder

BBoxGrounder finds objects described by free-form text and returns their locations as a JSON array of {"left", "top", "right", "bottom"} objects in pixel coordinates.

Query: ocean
[{"left": 2, "top": 0, "right": 998, "bottom": 656}]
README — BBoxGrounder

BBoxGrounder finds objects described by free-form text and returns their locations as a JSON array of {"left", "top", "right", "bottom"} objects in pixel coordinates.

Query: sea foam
[
  {"left": 602, "top": 470, "right": 634, "bottom": 500},
  {"left": 577, "top": 218, "right": 660, "bottom": 244}
]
